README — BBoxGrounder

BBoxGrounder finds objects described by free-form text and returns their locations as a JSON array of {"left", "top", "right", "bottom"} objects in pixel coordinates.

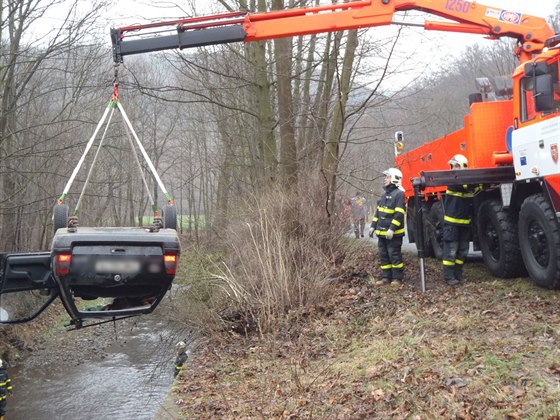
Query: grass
[{"left": 170, "top": 240, "right": 560, "bottom": 418}]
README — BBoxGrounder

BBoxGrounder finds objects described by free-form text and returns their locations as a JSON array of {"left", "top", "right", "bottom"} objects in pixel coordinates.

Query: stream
[{"left": 6, "top": 302, "right": 185, "bottom": 420}]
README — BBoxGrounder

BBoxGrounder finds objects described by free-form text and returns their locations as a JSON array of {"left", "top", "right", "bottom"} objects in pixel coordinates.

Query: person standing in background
[{"left": 351, "top": 191, "right": 367, "bottom": 238}]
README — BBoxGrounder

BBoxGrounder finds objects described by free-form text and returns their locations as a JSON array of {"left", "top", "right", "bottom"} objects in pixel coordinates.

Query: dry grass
[
  {"left": 171, "top": 243, "right": 560, "bottom": 419},
  {"left": 167, "top": 178, "right": 351, "bottom": 338}
]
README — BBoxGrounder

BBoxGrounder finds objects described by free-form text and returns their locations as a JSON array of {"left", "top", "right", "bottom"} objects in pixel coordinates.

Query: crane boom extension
[{"left": 111, "top": 0, "right": 554, "bottom": 64}]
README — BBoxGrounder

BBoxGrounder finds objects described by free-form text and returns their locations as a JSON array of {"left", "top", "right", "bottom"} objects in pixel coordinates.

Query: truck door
[{"left": 0, "top": 252, "right": 58, "bottom": 324}]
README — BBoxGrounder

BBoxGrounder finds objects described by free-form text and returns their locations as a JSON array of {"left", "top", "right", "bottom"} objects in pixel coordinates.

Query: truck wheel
[
  {"left": 406, "top": 199, "right": 416, "bottom": 243},
  {"left": 425, "top": 201, "right": 444, "bottom": 260},
  {"left": 477, "top": 199, "right": 526, "bottom": 278},
  {"left": 518, "top": 194, "right": 560, "bottom": 289},
  {"left": 163, "top": 204, "right": 177, "bottom": 230},
  {"left": 53, "top": 204, "right": 69, "bottom": 233}
]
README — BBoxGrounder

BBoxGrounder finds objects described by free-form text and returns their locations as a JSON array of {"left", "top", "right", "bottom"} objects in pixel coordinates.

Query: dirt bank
[{"left": 170, "top": 247, "right": 560, "bottom": 418}]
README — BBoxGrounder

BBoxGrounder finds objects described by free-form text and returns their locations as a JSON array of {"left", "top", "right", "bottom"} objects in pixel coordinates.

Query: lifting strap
[
  {"left": 57, "top": 83, "right": 173, "bottom": 215},
  {"left": 74, "top": 107, "right": 116, "bottom": 215}
]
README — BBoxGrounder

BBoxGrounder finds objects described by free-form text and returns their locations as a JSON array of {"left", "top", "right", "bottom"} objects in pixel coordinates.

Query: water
[{"left": 7, "top": 314, "right": 182, "bottom": 419}]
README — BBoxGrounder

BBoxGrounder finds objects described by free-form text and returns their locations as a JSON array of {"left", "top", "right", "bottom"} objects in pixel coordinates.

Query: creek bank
[{"left": 5, "top": 296, "right": 188, "bottom": 419}]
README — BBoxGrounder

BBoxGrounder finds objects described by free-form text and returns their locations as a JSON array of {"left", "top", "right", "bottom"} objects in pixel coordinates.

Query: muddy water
[{"left": 7, "top": 312, "right": 183, "bottom": 420}]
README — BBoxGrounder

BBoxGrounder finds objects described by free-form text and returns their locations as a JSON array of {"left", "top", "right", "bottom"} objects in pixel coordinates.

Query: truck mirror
[
  {"left": 524, "top": 61, "right": 549, "bottom": 77},
  {"left": 534, "top": 74, "right": 554, "bottom": 112},
  {"left": 469, "top": 93, "right": 483, "bottom": 105}
]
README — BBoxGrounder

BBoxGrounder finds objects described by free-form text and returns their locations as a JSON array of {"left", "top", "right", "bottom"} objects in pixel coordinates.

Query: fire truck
[{"left": 110, "top": 0, "right": 560, "bottom": 288}]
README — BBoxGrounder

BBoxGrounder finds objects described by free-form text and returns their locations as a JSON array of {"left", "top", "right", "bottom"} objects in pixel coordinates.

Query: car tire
[
  {"left": 477, "top": 199, "right": 526, "bottom": 278},
  {"left": 518, "top": 194, "right": 560, "bottom": 289},
  {"left": 53, "top": 204, "right": 69, "bottom": 233},
  {"left": 163, "top": 204, "right": 177, "bottom": 230}
]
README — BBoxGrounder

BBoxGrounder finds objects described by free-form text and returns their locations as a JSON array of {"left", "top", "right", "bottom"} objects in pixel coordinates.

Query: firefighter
[
  {"left": 442, "top": 154, "right": 481, "bottom": 285},
  {"left": 174, "top": 341, "right": 188, "bottom": 378},
  {"left": 369, "top": 168, "right": 406, "bottom": 286},
  {"left": 0, "top": 358, "right": 12, "bottom": 419}
]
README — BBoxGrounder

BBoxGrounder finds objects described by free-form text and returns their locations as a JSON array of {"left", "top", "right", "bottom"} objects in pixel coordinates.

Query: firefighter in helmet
[
  {"left": 0, "top": 358, "right": 12, "bottom": 419},
  {"left": 369, "top": 168, "right": 406, "bottom": 286},
  {"left": 174, "top": 341, "right": 188, "bottom": 378},
  {"left": 442, "top": 154, "right": 481, "bottom": 285}
]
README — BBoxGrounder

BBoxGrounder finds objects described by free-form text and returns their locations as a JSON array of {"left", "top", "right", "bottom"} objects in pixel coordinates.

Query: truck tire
[
  {"left": 477, "top": 199, "right": 526, "bottom": 278},
  {"left": 53, "top": 204, "right": 69, "bottom": 233},
  {"left": 518, "top": 194, "right": 560, "bottom": 289},
  {"left": 163, "top": 204, "right": 177, "bottom": 230},
  {"left": 425, "top": 201, "right": 444, "bottom": 260},
  {"left": 406, "top": 199, "right": 416, "bottom": 243}
]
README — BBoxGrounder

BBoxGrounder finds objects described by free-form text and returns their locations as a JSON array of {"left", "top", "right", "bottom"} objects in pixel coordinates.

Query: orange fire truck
[{"left": 110, "top": 1, "right": 560, "bottom": 288}]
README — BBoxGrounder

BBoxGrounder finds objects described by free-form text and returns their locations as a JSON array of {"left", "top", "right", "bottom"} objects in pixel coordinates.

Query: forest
[{"left": 1, "top": 0, "right": 560, "bottom": 331}]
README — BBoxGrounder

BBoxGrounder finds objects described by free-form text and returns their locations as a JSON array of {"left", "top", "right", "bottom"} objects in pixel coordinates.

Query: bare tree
[{"left": 0, "top": 0, "right": 110, "bottom": 251}]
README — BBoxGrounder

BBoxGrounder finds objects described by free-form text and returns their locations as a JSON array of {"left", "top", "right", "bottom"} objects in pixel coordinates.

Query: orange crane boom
[{"left": 111, "top": 0, "right": 554, "bottom": 64}]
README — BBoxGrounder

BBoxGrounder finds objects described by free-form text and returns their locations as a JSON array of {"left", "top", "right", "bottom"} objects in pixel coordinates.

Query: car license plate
[{"left": 95, "top": 259, "right": 141, "bottom": 273}]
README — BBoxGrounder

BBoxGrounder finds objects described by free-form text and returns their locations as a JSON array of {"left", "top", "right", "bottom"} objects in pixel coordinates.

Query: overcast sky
[{"left": 106, "top": 0, "right": 557, "bottom": 26}]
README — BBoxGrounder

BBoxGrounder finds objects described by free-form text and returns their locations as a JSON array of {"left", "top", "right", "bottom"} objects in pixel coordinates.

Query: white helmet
[
  {"left": 0, "top": 359, "right": 3, "bottom": 368},
  {"left": 448, "top": 154, "right": 468, "bottom": 169},
  {"left": 383, "top": 168, "right": 403, "bottom": 188},
  {"left": 176, "top": 341, "right": 187, "bottom": 352}
]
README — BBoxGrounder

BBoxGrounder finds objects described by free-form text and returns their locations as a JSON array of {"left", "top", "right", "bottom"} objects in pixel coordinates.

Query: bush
[{"left": 208, "top": 176, "right": 349, "bottom": 335}]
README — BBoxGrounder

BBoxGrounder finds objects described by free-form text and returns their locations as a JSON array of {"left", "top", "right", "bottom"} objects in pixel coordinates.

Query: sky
[
  {"left": 103, "top": 0, "right": 557, "bottom": 56},
  {"left": 35, "top": 0, "right": 558, "bottom": 86},
  {"left": 105, "top": 1, "right": 557, "bottom": 26}
]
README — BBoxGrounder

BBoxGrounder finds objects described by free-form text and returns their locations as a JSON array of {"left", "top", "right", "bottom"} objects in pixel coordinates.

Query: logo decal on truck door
[{"left": 552, "top": 144, "right": 558, "bottom": 163}]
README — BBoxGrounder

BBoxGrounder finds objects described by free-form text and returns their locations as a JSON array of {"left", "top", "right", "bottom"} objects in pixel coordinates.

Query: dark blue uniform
[
  {"left": 371, "top": 184, "right": 406, "bottom": 281},
  {"left": 0, "top": 366, "right": 12, "bottom": 417},
  {"left": 441, "top": 183, "right": 481, "bottom": 283}
]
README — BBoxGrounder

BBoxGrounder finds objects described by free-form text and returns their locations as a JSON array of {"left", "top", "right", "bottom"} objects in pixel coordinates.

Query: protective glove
[
  {"left": 385, "top": 229, "right": 394, "bottom": 240},
  {"left": 368, "top": 227, "right": 374, "bottom": 238}
]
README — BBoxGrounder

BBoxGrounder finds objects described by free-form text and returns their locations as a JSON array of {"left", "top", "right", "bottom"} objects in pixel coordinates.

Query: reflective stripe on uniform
[
  {"left": 375, "top": 228, "right": 405, "bottom": 236},
  {"left": 443, "top": 260, "right": 455, "bottom": 266},
  {"left": 455, "top": 259, "right": 464, "bottom": 265},
  {"left": 395, "top": 207, "right": 405, "bottom": 214},
  {"left": 372, "top": 217, "right": 378, "bottom": 222},
  {"left": 392, "top": 263, "right": 404, "bottom": 269},
  {"left": 381, "top": 264, "right": 392, "bottom": 270},
  {"left": 377, "top": 206, "right": 395, "bottom": 214},
  {"left": 444, "top": 215, "right": 471, "bottom": 224}
]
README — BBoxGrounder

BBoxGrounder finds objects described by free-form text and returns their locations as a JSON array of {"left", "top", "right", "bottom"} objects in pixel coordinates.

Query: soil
[{"left": 168, "top": 246, "right": 560, "bottom": 419}]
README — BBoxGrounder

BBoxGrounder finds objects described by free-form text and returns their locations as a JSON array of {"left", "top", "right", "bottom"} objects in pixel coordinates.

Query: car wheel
[
  {"left": 518, "top": 194, "right": 560, "bottom": 289},
  {"left": 477, "top": 199, "right": 526, "bottom": 278},
  {"left": 53, "top": 204, "right": 69, "bottom": 233},
  {"left": 163, "top": 204, "right": 177, "bottom": 230}
]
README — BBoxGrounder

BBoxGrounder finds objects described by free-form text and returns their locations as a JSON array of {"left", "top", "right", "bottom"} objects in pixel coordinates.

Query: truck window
[{"left": 520, "top": 78, "right": 536, "bottom": 122}]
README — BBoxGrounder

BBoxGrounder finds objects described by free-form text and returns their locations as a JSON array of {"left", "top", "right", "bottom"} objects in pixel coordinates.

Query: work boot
[
  {"left": 445, "top": 278, "right": 460, "bottom": 286},
  {"left": 391, "top": 279, "right": 403, "bottom": 287},
  {"left": 455, "top": 269, "right": 464, "bottom": 282},
  {"left": 375, "top": 278, "right": 391, "bottom": 285}
]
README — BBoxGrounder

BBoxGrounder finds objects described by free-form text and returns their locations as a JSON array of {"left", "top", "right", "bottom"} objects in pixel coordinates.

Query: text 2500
[{"left": 445, "top": 0, "right": 471, "bottom": 13}]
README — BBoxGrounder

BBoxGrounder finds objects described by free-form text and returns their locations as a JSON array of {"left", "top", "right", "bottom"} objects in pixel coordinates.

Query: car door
[{"left": 0, "top": 252, "right": 58, "bottom": 324}]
